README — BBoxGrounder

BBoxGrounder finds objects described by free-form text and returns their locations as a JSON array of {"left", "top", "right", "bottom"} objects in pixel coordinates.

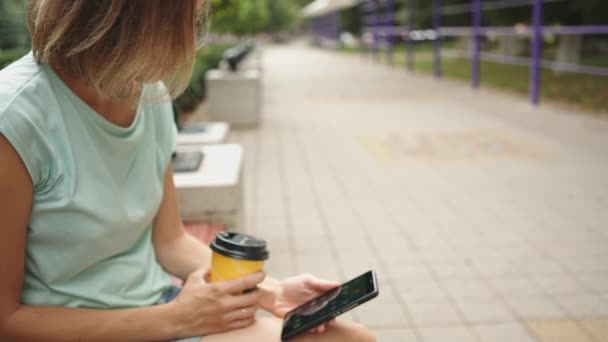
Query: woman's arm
[
  {"left": 4, "top": 305, "right": 179, "bottom": 342},
  {"left": 0, "top": 135, "right": 179, "bottom": 341},
  {"left": 152, "top": 164, "right": 212, "bottom": 281},
  {"left": 0, "top": 136, "right": 264, "bottom": 341}
]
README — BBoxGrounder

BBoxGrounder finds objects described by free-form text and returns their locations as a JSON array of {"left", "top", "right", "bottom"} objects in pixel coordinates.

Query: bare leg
[{"left": 202, "top": 318, "right": 375, "bottom": 342}]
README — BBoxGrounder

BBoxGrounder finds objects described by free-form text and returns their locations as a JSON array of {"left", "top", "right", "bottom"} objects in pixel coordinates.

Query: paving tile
[
  {"left": 430, "top": 262, "right": 479, "bottom": 279},
  {"left": 579, "top": 319, "right": 608, "bottom": 342},
  {"left": 355, "top": 301, "right": 410, "bottom": 328},
  {"left": 505, "top": 297, "right": 568, "bottom": 320},
  {"left": 471, "top": 258, "right": 523, "bottom": 278},
  {"left": 373, "top": 328, "right": 419, "bottom": 342},
  {"left": 454, "top": 299, "right": 515, "bottom": 324},
  {"left": 331, "top": 238, "right": 374, "bottom": 253},
  {"left": 554, "top": 295, "right": 608, "bottom": 319},
  {"left": 487, "top": 277, "right": 545, "bottom": 299},
  {"left": 531, "top": 275, "right": 592, "bottom": 297},
  {"left": 376, "top": 249, "right": 424, "bottom": 265},
  {"left": 443, "top": 278, "right": 497, "bottom": 301},
  {"left": 526, "top": 320, "right": 595, "bottom": 342},
  {"left": 406, "top": 301, "right": 464, "bottom": 326},
  {"left": 397, "top": 280, "right": 450, "bottom": 303},
  {"left": 512, "top": 259, "right": 566, "bottom": 276},
  {"left": 562, "top": 257, "right": 608, "bottom": 276},
  {"left": 472, "top": 322, "right": 537, "bottom": 342},
  {"left": 418, "top": 325, "right": 478, "bottom": 342},
  {"left": 385, "top": 263, "right": 435, "bottom": 282},
  {"left": 577, "top": 274, "right": 608, "bottom": 296}
]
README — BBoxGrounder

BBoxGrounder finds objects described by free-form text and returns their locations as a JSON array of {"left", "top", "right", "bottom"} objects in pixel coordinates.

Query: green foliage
[
  {"left": 340, "top": 6, "right": 361, "bottom": 35},
  {"left": 266, "top": 0, "right": 300, "bottom": 33},
  {"left": 0, "top": 48, "right": 28, "bottom": 69},
  {"left": 173, "top": 44, "right": 234, "bottom": 113},
  {"left": 210, "top": 0, "right": 300, "bottom": 34},
  {"left": 0, "top": 0, "right": 29, "bottom": 49},
  {"left": 211, "top": 0, "right": 268, "bottom": 34},
  {"left": 392, "top": 0, "right": 608, "bottom": 28}
]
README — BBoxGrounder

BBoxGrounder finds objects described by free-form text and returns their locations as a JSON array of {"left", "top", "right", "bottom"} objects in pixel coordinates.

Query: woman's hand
[
  {"left": 271, "top": 274, "right": 341, "bottom": 334},
  {"left": 170, "top": 267, "right": 265, "bottom": 338}
]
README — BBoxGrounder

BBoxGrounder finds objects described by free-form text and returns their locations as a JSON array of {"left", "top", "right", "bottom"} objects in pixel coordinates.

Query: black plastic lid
[{"left": 210, "top": 232, "right": 269, "bottom": 261}]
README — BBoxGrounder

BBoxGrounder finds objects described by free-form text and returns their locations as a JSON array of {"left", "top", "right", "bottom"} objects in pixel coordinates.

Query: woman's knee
[
  {"left": 294, "top": 320, "right": 376, "bottom": 342},
  {"left": 333, "top": 320, "right": 376, "bottom": 342}
]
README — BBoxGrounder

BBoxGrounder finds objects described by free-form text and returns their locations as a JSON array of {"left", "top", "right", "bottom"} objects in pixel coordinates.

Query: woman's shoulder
[
  {"left": 0, "top": 52, "right": 54, "bottom": 123},
  {"left": 0, "top": 53, "right": 58, "bottom": 189}
]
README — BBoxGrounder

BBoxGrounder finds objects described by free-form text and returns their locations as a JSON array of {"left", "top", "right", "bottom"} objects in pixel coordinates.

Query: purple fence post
[
  {"left": 472, "top": 0, "right": 481, "bottom": 88},
  {"left": 312, "top": 17, "right": 318, "bottom": 46},
  {"left": 372, "top": 0, "right": 380, "bottom": 60},
  {"left": 530, "top": 0, "right": 543, "bottom": 105},
  {"left": 333, "top": 11, "right": 341, "bottom": 44},
  {"left": 359, "top": 0, "right": 368, "bottom": 55},
  {"left": 406, "top": 0, "right": 415, "bottom": 70},
  {"left": 385, "top": 0, "right": 395, "bottom": 65},
  {"left": 433, "top": 0, "right": 442, "bottom": 78}
]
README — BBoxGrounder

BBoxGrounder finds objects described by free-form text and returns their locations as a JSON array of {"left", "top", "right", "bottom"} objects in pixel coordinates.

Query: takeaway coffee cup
[{"left": 209, "top": 231, "right": 269, "bottom": 283}]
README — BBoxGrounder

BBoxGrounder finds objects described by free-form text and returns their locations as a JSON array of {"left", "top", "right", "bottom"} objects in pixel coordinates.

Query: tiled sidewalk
[{"left": 228, "top": 44, "right": 608, "bottom": 341}]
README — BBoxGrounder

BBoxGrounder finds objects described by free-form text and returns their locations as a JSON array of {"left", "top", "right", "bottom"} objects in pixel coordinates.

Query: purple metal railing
[
  {"left": 472, "top": 0, "right": 481, "bottom": 89},
  {"left": 433, "top": 0, "right": 442, "bottom": 78},
  {"left": 355, "top": 0, "right": 608, "bottom": 106},
  {"left": 530, "top": 0, "right": 543, "bottom": 104},
  {"left": 406, "top": 0, "right": 415, "bottom": 70},
  {"left": 310, "top": 11, "right": 341, "bottom": 46}
]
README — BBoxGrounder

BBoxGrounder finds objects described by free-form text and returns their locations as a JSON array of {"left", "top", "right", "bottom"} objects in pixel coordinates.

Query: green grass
[
  {"left": 342, "top": 41, "right": 457, "bottom": 54},
  {"left": 342, "top": 46, "right": 608, "bottom": 114},
  {"left": 416, "top": 58, "right": 607, "bottom": 114},
  {"left": 581, "top": 56, "right": 608, "bottom": 68}
]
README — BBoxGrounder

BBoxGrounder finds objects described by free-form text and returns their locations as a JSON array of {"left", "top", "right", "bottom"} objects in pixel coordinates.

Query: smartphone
[
  {"left": 280, "top": 270, "right": 379, "bottom": 341},
  {"left": 171, "top": 151, "right": 204, "bottom": 173}
]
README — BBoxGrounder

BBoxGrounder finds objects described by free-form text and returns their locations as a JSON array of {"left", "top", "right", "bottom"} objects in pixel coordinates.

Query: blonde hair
[{"left": 27, "top": 0, "right": 209, "bottom": 101}]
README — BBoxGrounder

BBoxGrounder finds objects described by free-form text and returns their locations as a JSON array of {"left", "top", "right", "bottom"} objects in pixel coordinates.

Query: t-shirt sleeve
[
  {"left": 154, "top": 87, "right": 178, "bottom": 180},
  {"left": 0, "top": 108, "right": 53, "bottom": 192}
]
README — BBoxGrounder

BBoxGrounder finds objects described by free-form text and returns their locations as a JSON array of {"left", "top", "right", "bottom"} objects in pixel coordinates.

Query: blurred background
[
  {"left": 2, "top": 1, "right": 608, "bottom": 341},
  {"left": 2, "top": 0, "right": 606, "bottom": 113}
]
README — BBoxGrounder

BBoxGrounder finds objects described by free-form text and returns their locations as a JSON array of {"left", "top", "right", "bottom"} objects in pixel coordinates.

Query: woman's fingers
[
  {"left": 310, "top": 319, "right": 337, "bottom": 334},
  {"left": 304, "top": 275, "right": 341, "bottom": 292},
  {"left": 222, "top": 288, "right": 263, "bottom": 310},
  {"left": 217, "top": 272, "right": 265, "bottom": 294},
  {"left": 226, "top": 317, "right": 255, "bottom": 330},
  {"left": 222, "top": 306, "right": 257, "bottom": 322}
]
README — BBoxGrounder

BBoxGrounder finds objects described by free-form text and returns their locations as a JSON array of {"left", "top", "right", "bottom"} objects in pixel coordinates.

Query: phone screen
[{"left": 281, "top": 271, "right": 378, "bottom": 340}]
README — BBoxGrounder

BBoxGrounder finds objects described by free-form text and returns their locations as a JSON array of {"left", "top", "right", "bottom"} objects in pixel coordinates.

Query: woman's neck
[{"left": 53, "top": 67, "right": 138, "bottom": 128}]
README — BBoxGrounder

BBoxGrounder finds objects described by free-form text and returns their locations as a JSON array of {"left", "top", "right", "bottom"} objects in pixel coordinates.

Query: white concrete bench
[
  {"left": 176, "top": 121, "right": 230, "bottom": 146},
  {"left": 173, "top": 144, "right": 244, "bottom": 232},
  {"left": 206, "top": 69, "right": 261, "bottom": 129}
]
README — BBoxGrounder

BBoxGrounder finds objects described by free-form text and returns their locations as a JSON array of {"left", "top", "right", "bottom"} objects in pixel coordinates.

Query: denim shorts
[{"left": 157, "top": 286, "right": 202, "bottom": 342}]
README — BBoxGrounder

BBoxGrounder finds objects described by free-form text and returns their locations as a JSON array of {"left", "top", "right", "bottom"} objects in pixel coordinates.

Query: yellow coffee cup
[{"left": 209, "top": 231, "right": 269, "bottom": 283}]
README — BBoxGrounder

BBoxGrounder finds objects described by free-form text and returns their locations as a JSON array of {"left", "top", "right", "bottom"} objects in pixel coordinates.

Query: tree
[
  {"left": 210, "top": 0, "right": 303, "bottom": 35},
  {"left": 211, "top": 0, "right": 270, "bottom": 35},
  {"left": 264, "top": 0, "right": 300, "bottom": 33},
  {"left": 0, "top": 0, "right": 28, "bottom": 50}
]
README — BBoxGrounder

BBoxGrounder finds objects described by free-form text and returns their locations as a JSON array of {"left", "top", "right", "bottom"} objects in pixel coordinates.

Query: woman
[{"left": 0, "top": 1, "right": 375, "bottom": 341}]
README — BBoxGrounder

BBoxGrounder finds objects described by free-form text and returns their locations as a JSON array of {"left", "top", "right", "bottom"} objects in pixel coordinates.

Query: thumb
[
  {"left": 306, "top": 275, "right": 340, "bottom": 292},
  {"left": 188, "top": 266, "right": 210, "bottom": 283}
]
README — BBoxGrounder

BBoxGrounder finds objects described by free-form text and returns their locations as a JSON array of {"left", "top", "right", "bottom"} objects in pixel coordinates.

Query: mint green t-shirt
[{"left": 0, "top": 53, "right": 176, "bottom": 309}]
